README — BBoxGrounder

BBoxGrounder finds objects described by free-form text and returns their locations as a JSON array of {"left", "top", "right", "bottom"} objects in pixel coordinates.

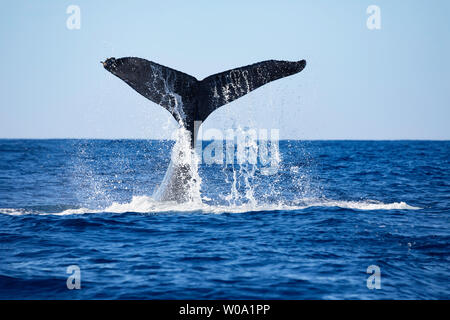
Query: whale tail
[{"left": 102, "top": 57, "right": 306, "bottom": 147}]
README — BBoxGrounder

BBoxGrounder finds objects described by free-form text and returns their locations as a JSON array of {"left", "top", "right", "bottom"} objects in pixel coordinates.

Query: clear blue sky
[{"left": 1, "top": 0, "right": 449, "bottom": 139}]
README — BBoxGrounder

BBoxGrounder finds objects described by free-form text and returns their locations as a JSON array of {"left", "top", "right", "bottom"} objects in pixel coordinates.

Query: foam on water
[{"left": 0, "top": 196, "right": 421, "bottom": 216}]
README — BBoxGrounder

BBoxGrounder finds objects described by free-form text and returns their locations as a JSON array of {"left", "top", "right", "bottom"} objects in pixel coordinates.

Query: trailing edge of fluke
[{"left": 102, "top": 57, "right": 306, "bottom": 147}]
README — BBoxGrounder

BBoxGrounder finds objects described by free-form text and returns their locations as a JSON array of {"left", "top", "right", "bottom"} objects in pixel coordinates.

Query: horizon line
[{"left": 0, "top": 138, "right": 449, "bottom": 142}]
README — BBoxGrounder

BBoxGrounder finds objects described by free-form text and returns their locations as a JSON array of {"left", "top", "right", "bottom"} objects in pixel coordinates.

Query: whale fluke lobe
[
  {"left": 103, "top": 57, "right": 198, "bottom": 130},
  {"left": 197, "top": 60, "right": 306, "bottom": 122},
  {"left": 103, "top": 57, "right": 306, "bottom": 147}
]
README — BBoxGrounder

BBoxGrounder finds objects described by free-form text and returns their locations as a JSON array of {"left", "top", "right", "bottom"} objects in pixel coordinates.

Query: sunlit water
[{"left": 0, "top": 139, "right": 448, "bottom": 299}]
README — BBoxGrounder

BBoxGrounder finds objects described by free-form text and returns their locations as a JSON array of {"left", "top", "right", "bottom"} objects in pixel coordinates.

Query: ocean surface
[{"left": 0, "top": 139, "right": 448, "bottom": 299}]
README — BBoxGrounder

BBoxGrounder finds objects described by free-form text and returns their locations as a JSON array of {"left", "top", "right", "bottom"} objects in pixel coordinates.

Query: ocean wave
[
  {"left": 0, "top": 196, "right": 422, "bottom": 216},
  {"left": 299, "top": 200, "right": 421, "bottom": 211}
]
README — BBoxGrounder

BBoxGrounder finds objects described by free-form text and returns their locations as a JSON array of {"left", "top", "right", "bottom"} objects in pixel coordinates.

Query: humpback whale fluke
[
  {"left": 103, "top": 57, "right": 306, "bottom": 202},
  {"left": 103, "top": 57, "right": 306, "bottom": 147}
]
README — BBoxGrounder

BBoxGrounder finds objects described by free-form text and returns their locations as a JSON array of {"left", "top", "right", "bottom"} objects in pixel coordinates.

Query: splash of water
[
  {"left": 152, "top": 127, "right": 202, "bottom": 204},
  {"left": 220, "top": 126, "right": 258, "bottom": 206}
]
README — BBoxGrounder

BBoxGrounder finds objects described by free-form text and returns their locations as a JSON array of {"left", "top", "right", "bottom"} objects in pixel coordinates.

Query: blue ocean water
[{"left": 0, "top": 139, "right": 448, "bottom": 299}]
